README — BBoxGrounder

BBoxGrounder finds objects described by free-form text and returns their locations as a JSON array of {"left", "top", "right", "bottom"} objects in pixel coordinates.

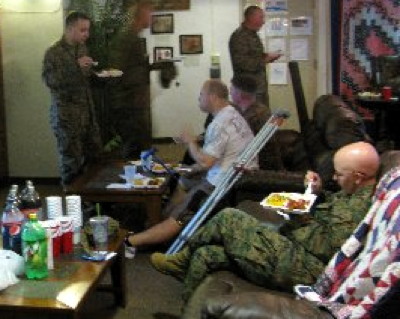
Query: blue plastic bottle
[{"left": 22, "top": 213, "right": 48, "bottom": 279}]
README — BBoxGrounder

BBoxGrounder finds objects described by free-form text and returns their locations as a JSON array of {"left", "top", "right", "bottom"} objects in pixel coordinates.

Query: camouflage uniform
[
  {"left": 181, "top": 184, "right": 374, "bottom": 300},
  {"left": 229, "top": 24, "right": 268, "bottom": 106},
  {"left": 108, "top": 29, "right": 151, "bottom": 158},
  {"left": 236, "top": 102, "right": 283, "bottom": 170},
  {"left": 42, "top": 37, "right": 102, "bottom": 185}
]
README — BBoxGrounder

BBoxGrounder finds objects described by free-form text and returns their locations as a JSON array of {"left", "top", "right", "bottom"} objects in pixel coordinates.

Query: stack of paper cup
[
  {"left": 65, "top": 195, "right": 83, "bottom": 244},
  {"left": 46, "top": 196, "right": 63, "bottom": 219}
]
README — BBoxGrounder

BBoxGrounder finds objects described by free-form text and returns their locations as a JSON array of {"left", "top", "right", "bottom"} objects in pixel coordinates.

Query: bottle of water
[
  {"left": 1, "top": 200, "right": 24, "bottom": 255},
  {"left": 22, "top": 213, "right": 48, "bottom": 279}
]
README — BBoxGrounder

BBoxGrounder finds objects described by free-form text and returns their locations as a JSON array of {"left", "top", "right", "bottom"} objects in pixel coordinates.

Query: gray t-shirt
[{"left": 204, "top": 105, "right": 258, "bottom": 186}]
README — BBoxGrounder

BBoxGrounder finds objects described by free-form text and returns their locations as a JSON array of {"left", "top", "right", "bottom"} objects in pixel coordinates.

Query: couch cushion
[{"left": 182, "top": 271, "right": 333, "bottom": 319}]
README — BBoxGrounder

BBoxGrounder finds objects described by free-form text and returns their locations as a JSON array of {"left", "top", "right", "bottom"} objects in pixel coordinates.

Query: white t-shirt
[{"left": 203, "top": 105, "right": 258, "bottom": 186}]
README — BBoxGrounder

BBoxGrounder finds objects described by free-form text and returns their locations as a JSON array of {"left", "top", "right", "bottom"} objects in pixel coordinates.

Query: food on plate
[
  {"left": 152, "top": 163, "right": 164, "bottom": 171},
  {"left": 133, "top": 179, "right": 145, "bottom": 186},
  {"left": 148, "top": 177, "right": 165, "bottom": 186},
  {"left": 261, "top": 192, "right": 315, "bottom": 213},
  {"left": 265, "top": 193, "right": 289, "bottom": 207},
  {"left": 286, "top": 198, "right": 309, "bottom": 210},
  {"left": 96, "top": 68, "right": 123, "bottom": 78},
  {"left": 358, "top": 91, "right": 381, "bottom": 98}
]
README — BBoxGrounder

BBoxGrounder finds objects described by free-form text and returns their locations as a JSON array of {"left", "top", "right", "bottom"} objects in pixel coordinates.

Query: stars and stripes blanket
[{"left": 297, "top": 167, "right": 400, "bottom": 318}]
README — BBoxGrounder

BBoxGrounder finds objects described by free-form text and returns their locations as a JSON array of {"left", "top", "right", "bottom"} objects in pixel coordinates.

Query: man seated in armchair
[
  {"left": 201, "top": 150, "right": 400, "bottom": 319},
  {"left": 150, "top": 142, "right": 379, "bottom": 302}
]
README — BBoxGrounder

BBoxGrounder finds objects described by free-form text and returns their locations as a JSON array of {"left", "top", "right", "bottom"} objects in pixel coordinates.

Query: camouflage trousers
[
  {"left": 182, "top": 208, "right": 325, "bottom": 300},
  {"left": 111, "top": 85, "right": 152, "bottom": 159},
  {"left": 50, "top": 105, "right": 102, "bottom": 185}
]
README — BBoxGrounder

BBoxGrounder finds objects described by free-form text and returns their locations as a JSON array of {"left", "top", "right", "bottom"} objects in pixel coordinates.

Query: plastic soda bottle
[
  {"left": 22, "top": 213, "right": 48, "bottom": 279},
  {"left": 20, "top": 184, "right": 42, "bottom": 220},
  {"left": 1, "top": 200, "right": 24, "bottom": 255},
  {"left": 3, "top": 184, "right": 20, "bottom": 209}
]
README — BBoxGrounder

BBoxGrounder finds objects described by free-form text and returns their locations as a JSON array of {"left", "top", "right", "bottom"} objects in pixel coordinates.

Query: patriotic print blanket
[{"left": 297, "top": 167, "right": 400, "bottom": 318}]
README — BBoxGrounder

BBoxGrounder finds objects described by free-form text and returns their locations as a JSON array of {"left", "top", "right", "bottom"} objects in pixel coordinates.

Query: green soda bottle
[{"left": 22, "top": 213, "right": 48, "bottom": 279}]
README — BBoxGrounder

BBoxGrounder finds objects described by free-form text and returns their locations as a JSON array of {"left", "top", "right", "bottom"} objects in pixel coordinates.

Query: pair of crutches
[{"left": 167, "top": 110, "right": 290, "bottom": 255}]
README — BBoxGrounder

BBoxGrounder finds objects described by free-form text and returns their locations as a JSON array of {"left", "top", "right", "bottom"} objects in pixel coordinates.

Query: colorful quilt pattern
[{"left": 339, "top": 0, "right": 400, "bottom": 99}]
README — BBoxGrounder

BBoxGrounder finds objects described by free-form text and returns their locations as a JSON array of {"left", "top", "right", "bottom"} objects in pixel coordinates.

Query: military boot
[{"left": 150, "top": 247, "right": 190, "bottom": 281}]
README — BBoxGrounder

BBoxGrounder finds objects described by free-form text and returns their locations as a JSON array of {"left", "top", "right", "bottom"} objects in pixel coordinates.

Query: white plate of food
[
  {"left": 96, "top": 69, "right": 123, "bottom": 78},
  {"left": 130, "top": 177, "right": 165, "bottom": 189},
  {"left": 151, "top": 163, "right": 168, "bottom": 174},
  {"left": 260, "top": 192, "right": 317, "bottom": 214}
]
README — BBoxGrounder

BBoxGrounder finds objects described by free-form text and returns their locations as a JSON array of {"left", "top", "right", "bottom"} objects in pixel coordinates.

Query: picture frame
[
  {"left": 151, "top": 13, "right": 174, "bottom": 34},
  {"left": 151, "top": 0, "right": 190, "bottom": 11},
  {"left": 179, "top": 35, "right": 203, "bottom": 55},
  {"left": 153, "top": 46, "right": 174, "bottom": 62}
]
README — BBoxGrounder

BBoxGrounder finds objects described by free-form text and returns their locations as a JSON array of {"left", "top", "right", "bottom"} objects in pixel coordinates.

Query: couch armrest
[{"left": 202, "top": 291, "right": 333, "bottom": 319}]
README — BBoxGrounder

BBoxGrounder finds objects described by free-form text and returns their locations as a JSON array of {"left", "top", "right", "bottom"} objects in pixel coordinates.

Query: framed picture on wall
[
  {"left": 179, "top": 35, "right": 203, "bottom": 54},
  {"left": 153, "top": 47, "right": 174, "bottom": 61},
  {"left": 151, "top": 14, "right": 174, "bottom": 34}
]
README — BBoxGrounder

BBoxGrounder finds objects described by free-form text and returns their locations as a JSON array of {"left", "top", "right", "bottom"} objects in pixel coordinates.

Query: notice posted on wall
[
  {"left": 269, "top": 62, "right": 287, "bottom": 85},
  {"left": 290, "top": 38, "right": 309, "bottom": 61},
  {"left": 267, "top": 37, "right": 286, "bottom": 61},
  {"left": 265, "top": 0, "right": 288, "bottom": 15},
  {"left": 265, "top": 16, "right": 289, "bottom": 37},
  {"left": 290, "top": 16, "right": 313, "bottom": 36}
]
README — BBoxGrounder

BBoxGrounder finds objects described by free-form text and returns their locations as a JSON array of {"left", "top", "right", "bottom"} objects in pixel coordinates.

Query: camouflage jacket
[
  {"left": 281, "top": 184, "right": 374, "bottom": 264},
  {"left": 109, "top": 28, "right": 150, "bottom": 87},
  {"left": 42, "top": 37, "right": 93, "bottom": 110},
  {"left": 229, "top": 24, "right": 267, "bottom": 94}
]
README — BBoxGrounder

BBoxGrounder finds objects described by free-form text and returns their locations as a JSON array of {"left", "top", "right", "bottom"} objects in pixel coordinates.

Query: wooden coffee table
[
  {"left": 0, "top": 229, "right": 127, "bottom": 319},
  {"left": 65, "top": 161, "right": 171, "bottom": 227}
]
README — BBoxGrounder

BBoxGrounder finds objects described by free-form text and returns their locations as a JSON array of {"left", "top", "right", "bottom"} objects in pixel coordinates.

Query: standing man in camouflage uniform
[
  {"left": 229, "top": 5, "right": 281, "bottom": 107},
  {"left": 108, "top": 1, "right": 153, "bottom": 159},
  {"left": 230, "top": 74, "right": 283, "bottom": 170},
  {"left": 151, "top": 142, "right": 380, "bottom": 301},
  {"left": 42, "top": 12, "right": 102, "bottom": 186}
]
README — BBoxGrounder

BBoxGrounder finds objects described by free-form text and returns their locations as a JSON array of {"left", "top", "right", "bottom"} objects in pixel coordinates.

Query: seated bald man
[{"left": 151, "top": 141, "right": 380, "bottom": 301}]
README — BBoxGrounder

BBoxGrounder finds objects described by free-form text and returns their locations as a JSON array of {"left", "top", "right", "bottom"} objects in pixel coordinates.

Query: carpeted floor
[{"left": 79, "top": 253, "right": 184, "bottom": 319}]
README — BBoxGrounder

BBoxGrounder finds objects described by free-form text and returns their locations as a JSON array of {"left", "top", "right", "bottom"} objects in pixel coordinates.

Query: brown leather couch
[
  {"left": 181, "top": 152, "right": 400, "bottom": 319},
  {"left": 232, "top": 94, "right": 370, "bottom": 204}
]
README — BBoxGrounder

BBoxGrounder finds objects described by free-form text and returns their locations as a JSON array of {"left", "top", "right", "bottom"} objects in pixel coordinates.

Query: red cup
[
  {"left": 40, "top": 220, "right": 61, "bottom": 257},
  {"left": 57, "top": 216, "right": 74, "bottom": 254},
  {"left": 382, "top": 86, "right": 392, "bottom": 101}
]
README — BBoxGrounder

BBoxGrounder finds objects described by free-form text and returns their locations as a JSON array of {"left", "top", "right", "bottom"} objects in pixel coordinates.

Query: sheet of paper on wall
[
  {"left": 290, "top": 38, "right": 309, "bottom": 61},
  {"left": 265, "top": 17, "right": 289, "bottom": 37},
  {"left": 265, "top": 0, "right": 288, "bottom": 15},
  {"left": 290, "top": 16, "right": 313, "bottom": 36},
  {"left": 267, "top": 38, "right": 286, "bottom": 62},
  {"left": 269, "top": 62, "right": 287, "bottom": 85}
]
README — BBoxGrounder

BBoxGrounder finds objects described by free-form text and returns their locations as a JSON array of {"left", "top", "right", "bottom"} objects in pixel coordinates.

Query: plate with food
[
  {"left": 130, "top": 177, "right": 165, "bottom": 189},
  {"left": 151, "top": 163, "right": 168, "bottom": 174},
  {"left": 96, "top": 69, "right": 123, "bottom": 78},
  {"left": 260, "top": 192, "right": 317, "bottom": 214}
]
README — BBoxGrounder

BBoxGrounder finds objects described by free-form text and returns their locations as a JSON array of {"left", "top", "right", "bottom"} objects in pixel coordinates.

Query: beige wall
[
  {"left": 1, "top": 0, "right": 320, "bottom": 178},
  {"left": 1, "top": 8, "right": 63, "bottom": 177}
]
